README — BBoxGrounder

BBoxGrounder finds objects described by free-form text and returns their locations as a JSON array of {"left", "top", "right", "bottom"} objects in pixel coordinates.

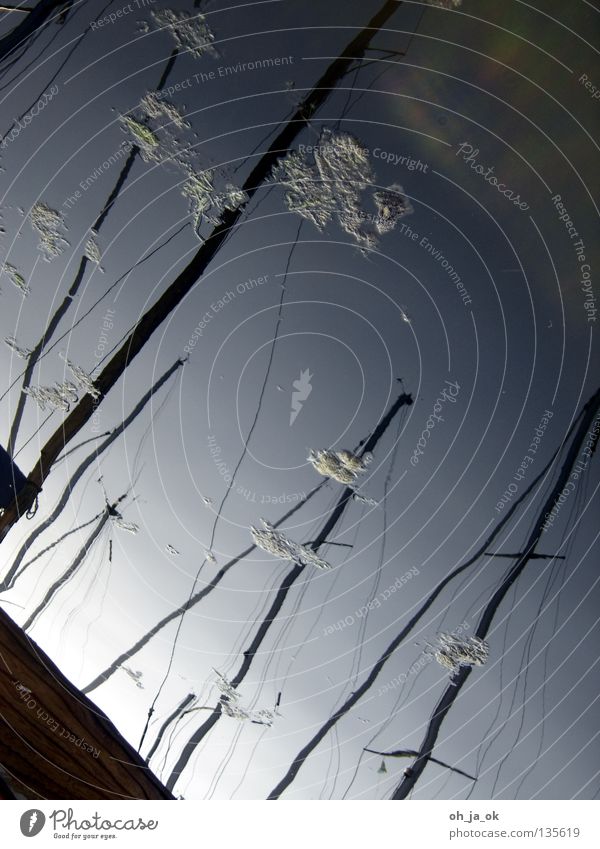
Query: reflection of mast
[
  {"left": 165, "top": 391, "right": 413, "bottom": 792},
  {"left": 0, "top": 0, "right": 407, "bottom": 540},
  {"left": 4, "top": 49, "right": 179, "bottom": 460},
  {"left": 392, "top": 386, "right": 600, "bottom": 800},
  {"left": 0, "top": 2, "right": 63, "bottom": 64},
  {"left": 0, "top": 358, "right": 184, "bottom": 582},
  {"left": 265, "top": 398, "right": 593, "bottom": 799},
  {"left": 144, "top": 692, "right": 195, "bottom": 764},
  {"left": 22, "top": 493, "right": 127, "bottom": 632}
]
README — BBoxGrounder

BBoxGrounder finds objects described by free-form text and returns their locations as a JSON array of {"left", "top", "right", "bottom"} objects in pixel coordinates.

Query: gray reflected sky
[{"left": 0, "top": 0, "right": 599, "bottom": 800}]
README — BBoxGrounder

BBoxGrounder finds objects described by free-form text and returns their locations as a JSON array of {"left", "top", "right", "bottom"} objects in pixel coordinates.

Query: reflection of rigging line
[
  {"left": 204, "top": 723, "right": 245, "bottom": 801},
  {"left": 79, "top": 224, "right": 191, "bottom": 370},
  {"left": 342, "top": 662, "right": 409, "bottom": 799},
  {"left": 27, "top": 516, "right": 110, "bottom": 639},
  {"left": 180, "top": 424, "right": 396, "bottom": 786},
  {"left": 54, "top": 432, "right": 112, "bottom": 466},
  {"left": 176, "top": 713, "right": 218, "bottom": 799},
  {"left": 490, "top": 574, "right": 557, "bottom": 798},
  {"left": 513, "top": 483, "right": 587, "bottom": 797},
  {"left": 225, "top": 505, "right": 365, "bottom": 799},
  {"left": 431, "top": 767, "right": 455, "bottom": 800},
  {"left": 14, "top": 462, "right": 103, "bottom": 601},
  {"left": 488, "top": 475, "right": 589, "bottom": 799},
  {"left": 207, "top": 216, "right": 305, "bottom": 555},
  {"left": 11, "top": 510, "right": 104, "bottom": 585},
  {"left": 83, "top": 480, "right": 329, "bottom": 695},
  {"left": 437, "top": 495, "right": 540, "bottom": 635},
  {"left": 335, "top": 5, "right": 427, "bottom": 125},
  {"left": 157, "top": 689, "right": 221, "bottom": 780},
  {"left": 55, "top": 528, "right": 108, "bottom": 654},
  {"left": 0, "top": 222, "right": 189, "bottom": 408},
  {"left": 467, "top": 473, "right": 586, "bottom": 800},
  {"left": 145, "top": 692, "right": 195, "bottom": 765},
  {"left": 221, "top": 562, "right": 289, "bottom": 679},
  {"left": 266, "top": 403, "right": 589, "bottom": 799},
  {"left": 207, "top": 724, "right": 254, "bottom": 800},
  {"left": 212, "top": 504, "right": 337, "bottom": 791},
  {"left": 317, "top": 411, "right": 408, "bottom": 797},
  {"left": 437, "top": 415, "right": 578, "bottom": 636},
  {"left": 128, "top": 369, "right": 181, "bottom": 487},
  {"left": 138, "top": 223, "right": 303, "bottom": 750},
  {"left": 323, "top": 721, "right": 342, "bottom": 799},
  {"left": 220, "top": 493, "right": 334, "bottom": 676},
  {"left": 76, "top": 534, "right": 113, "bottom": 680},
  {"left": 253, "top": 494, "right": 341, "bottom": 680},
  {"left": 219, "top": 501, "right": 367, "bottom": 799},
  {"left": 334, "top": 62, "right": 362, "bottom": 133},
  {"left": 157, "top": 702, "right": 202, "bottom": 780},
  {"left": 214, "top": 33, "right": 412, "bottom": 260},
  {"left": 0, "top": 0, "right": 93, "bottom": 135},
  {"left": 0, "top": 4, "right": 64, "bottom": 80},
  {"left": 12, "top": 411, "right": 54, "bottom": 460},
  {"left": 505, "top": 520, "right": 579, "bottom": 797},
  {"left": 464, "top": 582, "right": 519, "bottom": 801},
  {"left": 505, "top": 659, "right": 600, "bottom": 800},
  {"left": 471, "top": 505, "right": 550, "bottom": 783},
  {"left": 272, "top": 498, "right": 364, "bottom": 691},
  {"left": 458, "top": 499, "right": 592, "bottom": 802},
  {"left": 465, "top": 518, "right": 543, "bottom": 797},
  {"left": 345, "top": 650, "right": 439, "bottom": 796},
  {"left": 8, "top": 362, "right": 181, "bottom": 601},
  {"left": 503, "top": 567, "right": 562, "bottom": 798},
  {"left": 345, "top": 410, "right": 406, "bottom": 695},
  {"left": 214, "top": 493, "right": 338, "bottom": 731},
  {"left": 230, "top": 106, "right": 297, "bottom": 176},
  {"left": 5, "top": 48, "right": 181, "bottom": 458},
  {"left": 228, "top": 725, "right": 270, "bottom": 800},
  {"left": 435, "top": 466, "right": 576, "bottom": 793}
]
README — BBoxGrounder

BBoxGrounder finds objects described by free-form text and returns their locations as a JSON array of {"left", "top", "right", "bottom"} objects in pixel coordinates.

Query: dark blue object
[{"left": 0, "top": 444, "right": 27, "bottom": 509}]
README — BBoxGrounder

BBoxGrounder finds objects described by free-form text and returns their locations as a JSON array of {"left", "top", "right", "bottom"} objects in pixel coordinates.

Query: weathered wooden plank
[{"left": 0, "top": 609, "right": 173, "bottom": 799}]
